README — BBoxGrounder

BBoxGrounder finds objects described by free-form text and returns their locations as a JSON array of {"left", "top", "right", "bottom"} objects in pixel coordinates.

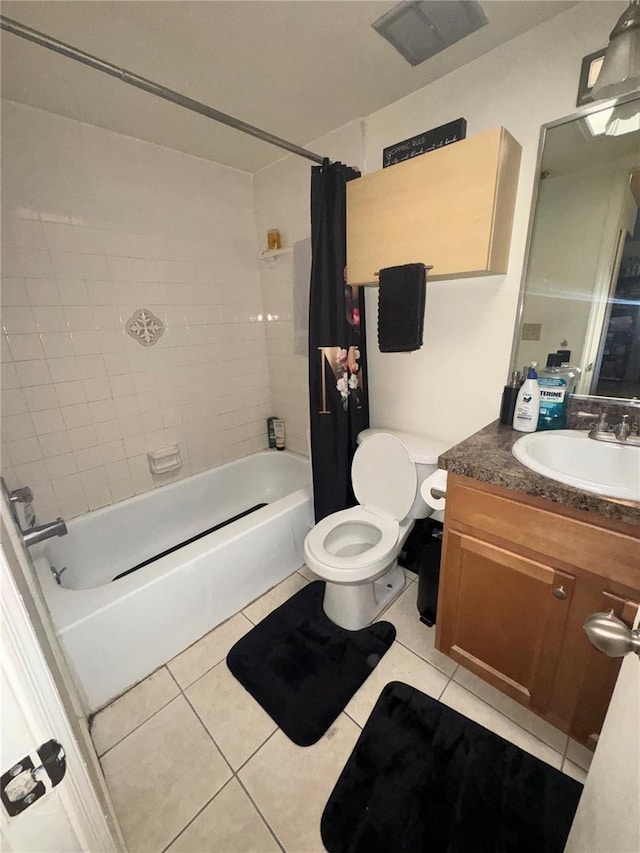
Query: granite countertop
[{"left": 438, "top": 420, "right": 640, "bottom": 528}]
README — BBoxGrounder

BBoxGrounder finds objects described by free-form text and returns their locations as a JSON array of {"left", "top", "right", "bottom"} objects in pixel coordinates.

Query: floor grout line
[
  {"left": 164, "top": 608, "right": 254, "bottom": 672},
  {"left": 343, "top": 709, "right": 363, "bottom": 730},
  {"left": 172, "top": 654, "right": 230, "bottom": 693},
  {"left": 167, "top": 677, "right": 285, "bottom": 851},
  {"left": 234, "top": 727, "right": 280, "bottom": 775},
  {"left": 235, "top": 772, "right": 287, "bottom": 853},
  {"left": 440, "top": 682, "right": 566, "bottom": 766},
  {"left": 181, "top": 690, "right": 237, "bottom": 777},
  {"left": 167, "top": 625, "right": 257, "bottom": 692},
  {"left": 438, "top": 670, "right": 456, "bottom": 703},
  {"left": 89, "top": 662, "right": 169, "bottom": 719},
  {"left": 392, "top": 633, "right": 457, "bottom": 680},
  {"left": 96, "top": 687, "right": 181, "bottom": 759},
  {"left": 447, "top": 676, "right": 571, "bottom": 759},
  {"left": 159, "top": 775, "right": 236, "bottom": 853},
  {"left": 165, "top": 663, "right": 182, "bottom": 692}
]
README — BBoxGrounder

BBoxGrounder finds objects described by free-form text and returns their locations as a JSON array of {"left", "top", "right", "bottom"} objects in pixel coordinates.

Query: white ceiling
[{"left": 1, "top": 1, "right": 575, "bottom": 173}]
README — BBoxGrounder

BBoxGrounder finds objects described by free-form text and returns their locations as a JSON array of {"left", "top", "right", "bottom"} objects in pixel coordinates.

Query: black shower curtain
[{"left": 308, "top": 160, "right": 369, "bottom": 522}]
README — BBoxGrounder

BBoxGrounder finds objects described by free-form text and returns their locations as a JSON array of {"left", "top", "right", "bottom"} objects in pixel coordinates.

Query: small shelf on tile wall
[{"left": 259, "top": 246, "right": 294, "bottom": 262}]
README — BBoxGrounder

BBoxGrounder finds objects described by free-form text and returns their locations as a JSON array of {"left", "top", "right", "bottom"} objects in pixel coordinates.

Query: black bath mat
[
  {"left": 321, "top": 681, "right": 583, "bottom": 853},
  {"left": 226, "top": 581, "right": 395, "bottom": 746}
]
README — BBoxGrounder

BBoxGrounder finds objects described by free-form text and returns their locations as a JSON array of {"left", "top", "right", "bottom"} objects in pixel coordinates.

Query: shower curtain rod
[{"left": 0, "top": 15, "right": 327, "bottom": 166}]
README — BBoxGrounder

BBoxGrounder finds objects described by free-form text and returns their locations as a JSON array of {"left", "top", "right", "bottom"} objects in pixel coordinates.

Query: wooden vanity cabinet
[
  {"left": 346, "top": 126, "right": 521, "bottom": 285},
  {"left": 436, "top": 474, "right": 640, "bottom": 743}
]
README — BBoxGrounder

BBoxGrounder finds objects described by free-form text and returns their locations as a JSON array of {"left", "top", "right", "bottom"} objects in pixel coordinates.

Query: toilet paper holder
[{"left": 421, "top": 469, "right": 448, "bottom": 513}]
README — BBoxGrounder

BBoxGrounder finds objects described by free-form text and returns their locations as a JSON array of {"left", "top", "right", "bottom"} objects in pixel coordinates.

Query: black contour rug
[
  {"left": 321, "top": 681, "right": 583, "bottom": 853},
  {"left": 226, "top": 581, "right": 395, "bottom": 746}
]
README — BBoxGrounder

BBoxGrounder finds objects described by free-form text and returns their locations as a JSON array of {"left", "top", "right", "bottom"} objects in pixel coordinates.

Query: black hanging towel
[
  {"left": 377, "top": 263, "right": 427, "bottom": 352},
  {"left": 308, "top": 160, "right": 369, "bottom": 523}
]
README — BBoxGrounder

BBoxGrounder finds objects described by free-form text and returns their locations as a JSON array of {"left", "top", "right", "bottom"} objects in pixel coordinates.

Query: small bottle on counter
[
  {"left": 513, "top": 362, "right": 540, "bottom": 433},
  {"left": 499, "top": 370, "right": 521, "bottom": 425}
]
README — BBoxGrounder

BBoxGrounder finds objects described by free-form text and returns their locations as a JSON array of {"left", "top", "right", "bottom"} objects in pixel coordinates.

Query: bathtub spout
[{"left": 22, "top": 518, "right": 68, "bottom": 548}]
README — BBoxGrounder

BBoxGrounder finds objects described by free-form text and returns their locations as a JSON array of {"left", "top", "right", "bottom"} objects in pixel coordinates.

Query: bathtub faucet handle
[
  {"left": 1, "top": 476, "right": 34, "bottom": 528},
  {"left": 9, "top": 485, "right": 34, "bottom": 504},
  {"left": 49, "top": 565, "right": 67, "bottom": 585}
]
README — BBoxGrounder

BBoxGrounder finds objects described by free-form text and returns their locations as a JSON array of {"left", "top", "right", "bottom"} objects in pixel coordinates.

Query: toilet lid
[{"left": 352, "top": 433, "right": 417, "bottom": 520}]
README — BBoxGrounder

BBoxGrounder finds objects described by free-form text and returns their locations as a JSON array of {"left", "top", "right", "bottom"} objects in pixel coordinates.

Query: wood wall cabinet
[
  {"left": 436, "top": 474, "right": 640, "bottom": 744},
  {"left": 346, "top": 127, "right": 521, "bottom": 286}
]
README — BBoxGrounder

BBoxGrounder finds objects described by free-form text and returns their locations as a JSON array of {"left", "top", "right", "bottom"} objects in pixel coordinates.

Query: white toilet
[{"left": 304, "top": 429, "right": 450, "bottom": 630}]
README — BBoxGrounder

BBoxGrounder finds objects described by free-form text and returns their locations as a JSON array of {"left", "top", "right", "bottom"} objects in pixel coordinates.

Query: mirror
[{"left": 512, "top": 92, "right": 640, "bottom": 399}]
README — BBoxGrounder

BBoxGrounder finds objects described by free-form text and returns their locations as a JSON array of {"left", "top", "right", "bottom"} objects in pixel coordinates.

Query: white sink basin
[{"left": 512, "top": 430, "right": 640, "bottom": 502}]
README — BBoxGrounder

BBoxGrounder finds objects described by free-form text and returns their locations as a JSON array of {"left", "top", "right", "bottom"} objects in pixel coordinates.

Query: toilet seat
[
  {"left": 305, "top": 434, "right": 419, "bottom": 583},
  {"left": 304, "top": 506, "right": 400, "bottom": 583}
]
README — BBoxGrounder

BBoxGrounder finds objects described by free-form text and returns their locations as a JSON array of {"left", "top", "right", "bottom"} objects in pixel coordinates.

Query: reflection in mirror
[{"left": 513, "top": 93, "right": 640, "bottom": 400}]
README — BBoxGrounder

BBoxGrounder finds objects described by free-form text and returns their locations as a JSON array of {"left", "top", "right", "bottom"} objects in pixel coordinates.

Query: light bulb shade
[
  {"left": 591, "top": 1, "right": 640, "bottom": 99},
  {"left": 605, "top": 99, "right": 640, "bottom": 135}
]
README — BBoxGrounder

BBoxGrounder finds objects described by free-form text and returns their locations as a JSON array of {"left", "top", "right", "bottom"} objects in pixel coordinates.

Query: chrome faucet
[
  {"left": 22, "top": 518, "right": 68, "bottom": 548},
  {"left": 1, "top": 477, "right": 69, "bottom": 547},
  {"left": 616, "top": 415, "right": 631, "bottom": 441},
  {"left": 589, "top": 409, "right": 640, "bottom": 445}
]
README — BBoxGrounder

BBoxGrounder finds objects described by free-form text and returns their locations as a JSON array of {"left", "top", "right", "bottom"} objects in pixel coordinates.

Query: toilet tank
[{"left": 357, "top": 428, "right": 451, "bottom": 519}]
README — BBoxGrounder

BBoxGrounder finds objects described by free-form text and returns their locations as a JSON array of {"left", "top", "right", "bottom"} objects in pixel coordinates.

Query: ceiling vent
[{"left": 372, "top": 1, "right": 488, "bottom": 66}]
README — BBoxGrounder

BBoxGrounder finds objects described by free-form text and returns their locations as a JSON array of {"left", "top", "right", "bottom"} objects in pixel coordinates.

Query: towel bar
[{"left": 374, "top": 264, "right": 434, "bottom": 278}]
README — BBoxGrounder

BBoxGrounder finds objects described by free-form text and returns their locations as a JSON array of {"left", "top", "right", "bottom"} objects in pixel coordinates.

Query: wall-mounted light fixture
[
  {"left": 583, "top": 101, "right": 640, "bottom": 137},
  {"left": 591, "top": 0, "right": 640, "bottom": 99}
]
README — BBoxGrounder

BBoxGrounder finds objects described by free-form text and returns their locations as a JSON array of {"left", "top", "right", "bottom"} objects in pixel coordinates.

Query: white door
[
  {"left": 565, "top": 612, "right": 640, "bottom": 852},
  {"left": 1, "top": 549, "right": 122, "bottom": 851},
  {"left": 1, "top": 496, "right": 124, "bottom": 852}
]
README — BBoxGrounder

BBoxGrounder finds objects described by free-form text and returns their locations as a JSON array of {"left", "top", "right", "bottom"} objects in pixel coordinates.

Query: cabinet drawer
[{"left": 446, "top": 476, "right": 640, "bottom": 587}]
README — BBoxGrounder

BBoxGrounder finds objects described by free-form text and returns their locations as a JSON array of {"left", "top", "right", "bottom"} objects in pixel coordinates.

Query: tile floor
[{"left": 92, "top": 568, "right": 592, "bottom": 853}]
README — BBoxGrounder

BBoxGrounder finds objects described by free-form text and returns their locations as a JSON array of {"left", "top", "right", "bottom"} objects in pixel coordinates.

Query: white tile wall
[
  {"left": 253, "top": 120, "right": 365, "bottom": 456},
  {"left": 1, "top": 100, "right": 271, "bottom": 520}
]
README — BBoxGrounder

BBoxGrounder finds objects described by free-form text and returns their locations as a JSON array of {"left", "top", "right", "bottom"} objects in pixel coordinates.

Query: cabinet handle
[{"left": 553, "top": 586, "right": 568, "bottom": 600}]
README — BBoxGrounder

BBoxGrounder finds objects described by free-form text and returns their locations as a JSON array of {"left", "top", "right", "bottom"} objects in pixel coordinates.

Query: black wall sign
[{"left": 382, "top": 118, "right": 467, "bottom": 168}]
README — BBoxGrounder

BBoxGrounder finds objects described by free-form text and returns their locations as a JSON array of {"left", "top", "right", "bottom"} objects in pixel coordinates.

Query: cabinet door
[
  {"left": 436, "top": 532, "right": 575, "bottom": 711},
  {"left": 346, "top": 127, "right": 521, "bottom": 284}
]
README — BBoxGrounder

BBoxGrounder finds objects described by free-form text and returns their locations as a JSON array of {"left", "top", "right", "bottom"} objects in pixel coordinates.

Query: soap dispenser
[{"left": 512, "top": 362, "right": 540, "bottom": 433}]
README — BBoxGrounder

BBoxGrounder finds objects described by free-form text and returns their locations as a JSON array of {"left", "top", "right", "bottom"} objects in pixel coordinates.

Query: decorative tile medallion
[{"left": 126, "top": 308, "right": 165, "bottom": 347}]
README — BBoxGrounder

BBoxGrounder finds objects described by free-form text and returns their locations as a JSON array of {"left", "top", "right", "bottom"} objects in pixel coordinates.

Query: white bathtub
[{"left": 32, "top": 450, "right": 313, "bottom": 712}]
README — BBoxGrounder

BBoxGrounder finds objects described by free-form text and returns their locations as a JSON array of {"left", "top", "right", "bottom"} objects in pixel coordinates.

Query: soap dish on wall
[
  {"left": 148, "top": 445, "right": 182, "bottom": 475},
  {"left": 259, "top": 246, "right": 293, "bottom": 262}
]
